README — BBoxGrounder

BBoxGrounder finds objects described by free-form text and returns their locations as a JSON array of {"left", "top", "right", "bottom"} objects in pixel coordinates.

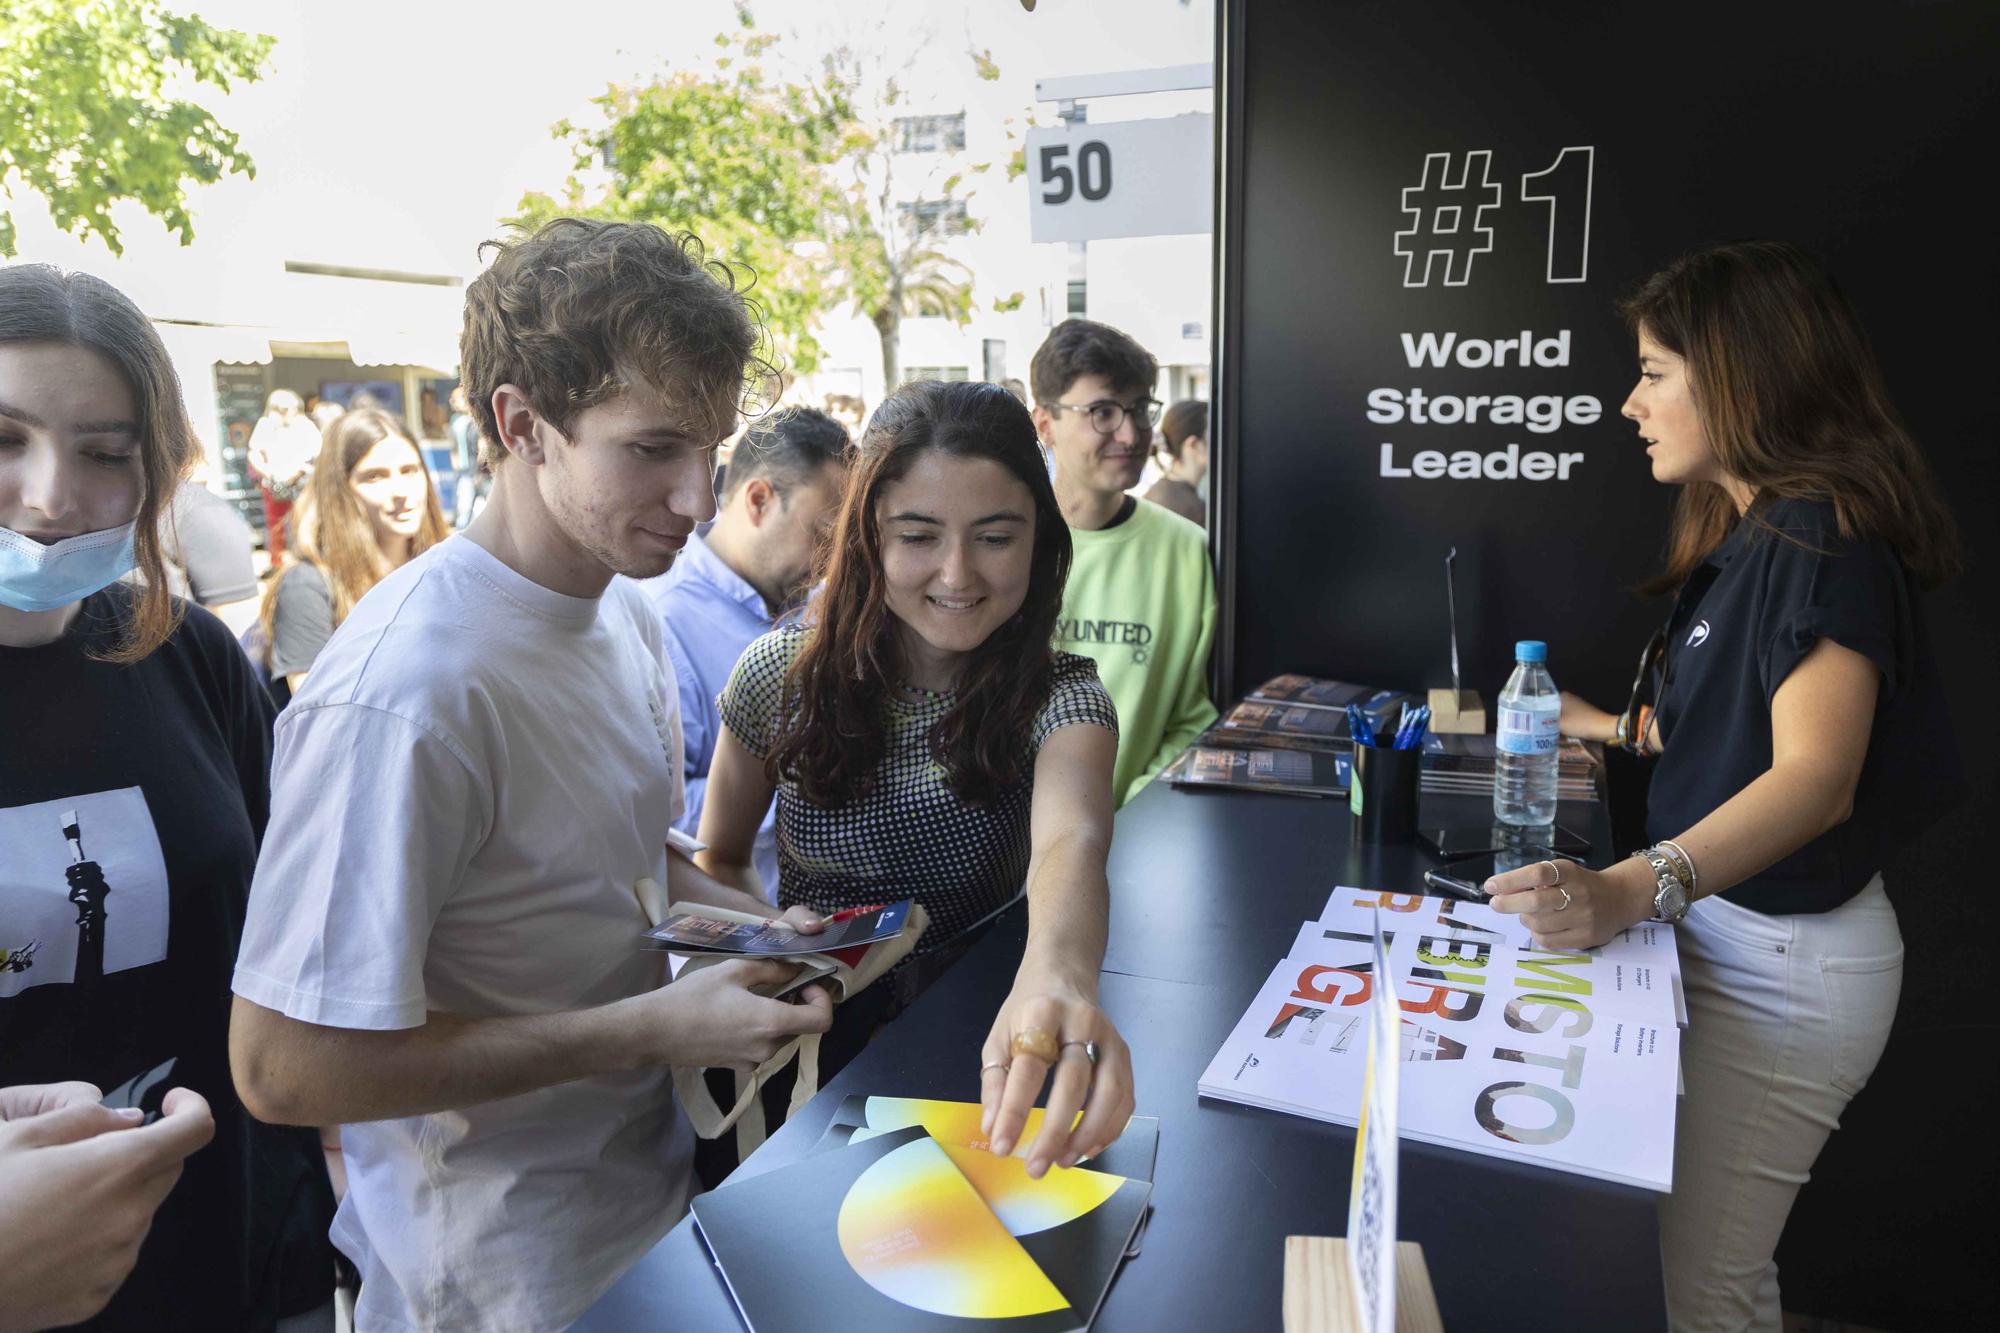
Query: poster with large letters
[{"left": 1218, "top": 0, "right": 1999, "bottom": 709}]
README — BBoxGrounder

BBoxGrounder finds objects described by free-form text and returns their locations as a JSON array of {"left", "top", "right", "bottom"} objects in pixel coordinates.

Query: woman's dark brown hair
[
  {"left": 1622, "top": 240, "right": 1961, "bottom": 593},
  {"left": 0, "top": 264, "right": 196, "bottom": 663},
  {"left": 766, "top": 379, "right": 1072, "bottom": 808}
]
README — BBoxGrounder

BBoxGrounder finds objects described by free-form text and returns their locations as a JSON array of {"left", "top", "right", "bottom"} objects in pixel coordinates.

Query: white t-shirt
[{"left": 233, "top": 535, "right": 694, "bottom": 1332}]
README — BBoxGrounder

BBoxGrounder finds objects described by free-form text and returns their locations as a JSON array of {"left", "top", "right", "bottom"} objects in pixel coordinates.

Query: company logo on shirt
[
  {"left": 1058, "top": 616, "right": 1154, "bottom": 665},
  {"left": 1686, "top": 619, "right": 1711, "bottom": 648}
]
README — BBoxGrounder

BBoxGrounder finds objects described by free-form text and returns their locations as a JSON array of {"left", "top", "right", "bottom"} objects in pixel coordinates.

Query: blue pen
[
  {"left": 1407, "top": 705, "right": 1432, "bottom": 750},
  {"left": 1347, "top": 703, "right": 1375, "bottom": 747}
]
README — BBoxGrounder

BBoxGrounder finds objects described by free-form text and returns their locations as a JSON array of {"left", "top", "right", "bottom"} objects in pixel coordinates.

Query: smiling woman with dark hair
[{"left": 696, "top": 378, "right": 1137, "bottom": 1179}]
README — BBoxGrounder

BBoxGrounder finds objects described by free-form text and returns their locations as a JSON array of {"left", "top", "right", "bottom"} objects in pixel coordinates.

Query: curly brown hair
[
  {"left": 459, "top": 218, "right": 772, "bottom": 468},
  {"left": 766, "top": 380, "right": 1073, "bottom": 808},
  {"left": 1622, "top": 241, "right": 1961, "bottom": 593}
]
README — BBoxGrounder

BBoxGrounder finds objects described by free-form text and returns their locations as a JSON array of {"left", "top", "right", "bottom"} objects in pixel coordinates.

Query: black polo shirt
[{"left": 1647, "top": 496, "right": 1959, "bottom": 915}]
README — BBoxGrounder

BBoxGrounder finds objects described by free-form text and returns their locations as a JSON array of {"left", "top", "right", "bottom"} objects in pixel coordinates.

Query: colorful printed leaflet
[
  {"left": 642, "top": 900, "right": 912, "bottom": 955},
  {"left": 1161, "top": 745, "right": 1352, "bottom": 796},
  {"left": 1198, "top": 890, "right": 1682, "bottom": 1190},
  {"left": 818, "top": 1098, "right": 1154, "bottom": 1327},
  {"left": 692, "top": 1126, "right": 1083, "bottom": 1332},
  {"left": 1315, "top": 887, "right": 1684, "bottom": 1025}
]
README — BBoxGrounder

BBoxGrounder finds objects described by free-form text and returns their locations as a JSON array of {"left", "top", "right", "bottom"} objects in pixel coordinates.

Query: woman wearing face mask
[
  {"left": 259, "top": 407, "right": 449, "bottom": 705},
  {"left": 1481, "top": 241, "right": 1962, "bottom": 1332},
  {"left": 0, "top": 265, "right": 333, "bottom": 1329},
  {"left": 697, "top": 379, "right": 1136, "bottom": 1180}
]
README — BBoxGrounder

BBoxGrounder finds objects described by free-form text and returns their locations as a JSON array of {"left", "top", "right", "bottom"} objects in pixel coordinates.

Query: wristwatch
[{"left": 1632, "top": 847, "right": 1690, "bottom": 923}]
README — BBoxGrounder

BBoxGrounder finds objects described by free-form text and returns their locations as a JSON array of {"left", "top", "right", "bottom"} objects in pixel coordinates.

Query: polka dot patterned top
[{"left": 718, "top": 624, "right": 1119, "bottom": 950}]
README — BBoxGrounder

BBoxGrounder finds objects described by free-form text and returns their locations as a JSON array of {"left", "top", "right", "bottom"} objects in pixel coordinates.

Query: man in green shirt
[{"left": 1031, "top": 320, "right": 1218, "bottom": 804}]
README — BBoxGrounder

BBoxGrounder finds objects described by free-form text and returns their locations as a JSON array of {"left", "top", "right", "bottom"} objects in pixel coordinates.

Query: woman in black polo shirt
[{"left": 1483, "top": 241, "right": 1961, "bottom": 1331}]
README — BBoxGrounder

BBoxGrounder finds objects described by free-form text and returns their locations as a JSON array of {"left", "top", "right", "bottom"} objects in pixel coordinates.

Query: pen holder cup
[{"left": 1349, "top": 743, "right": 1423, "bottom": 842}]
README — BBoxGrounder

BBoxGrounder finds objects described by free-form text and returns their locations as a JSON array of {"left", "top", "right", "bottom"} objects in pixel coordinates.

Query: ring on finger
[
  {"left": 1554, "top": 885, "right": 1573, "bottom": 911},
  {"left": 1060, "top": 1039, "right": 1099, "bottom": 1066},
  {"left": 980, "top": 1059, "right": 1010, "bottom": 1075},
  {"left": 1542, "top": 859, "right": 1565, "bottom": 886},
  {"left": 1011, "top": 1027, "right": 1060, "bottom": 1064}
]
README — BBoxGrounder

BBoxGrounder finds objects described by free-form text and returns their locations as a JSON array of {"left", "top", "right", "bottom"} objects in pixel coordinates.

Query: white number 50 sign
[{"left": 1026, "top": 114, "right": 1213, "bottom": 244}]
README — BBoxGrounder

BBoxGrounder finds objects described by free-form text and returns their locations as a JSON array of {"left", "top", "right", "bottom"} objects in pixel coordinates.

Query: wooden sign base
[
  {"left": 1426, "top": 687, "right": 1486, "bottom": 736},
  {"left": 1283, "top": 1236, "right": 1445, "bottom": 1333}
]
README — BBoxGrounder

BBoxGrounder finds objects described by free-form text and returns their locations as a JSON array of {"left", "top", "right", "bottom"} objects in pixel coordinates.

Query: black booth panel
[
  {"left": 1219, "top": 2, "right": 2000, "bottom": 1325},
  {"left": 1222, "top": 0, "right": 1998, "bottom": 714}
]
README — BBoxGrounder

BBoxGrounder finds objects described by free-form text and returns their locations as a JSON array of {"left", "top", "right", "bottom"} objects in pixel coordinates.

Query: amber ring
[{"left": 1010, "top": 1027, "right": 1060, "bottom": 1064}]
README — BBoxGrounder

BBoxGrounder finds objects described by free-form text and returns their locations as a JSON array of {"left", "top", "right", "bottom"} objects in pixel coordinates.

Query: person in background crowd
[
  {"left": 696, "top": 379, "right": 1136, "bottom": 1181},
  {"left": 824, "top": 392, "right": 866, "bottom": 440},
  {"left": 447, "top": 383, "right": 483, "bottom": 525},
  {"left": 0, "top": 1083, "right": 216, "bottom": 1332},
  {"left": 244, "top": 389, "right": 320, "bottom": 567},
  {"left": 1001, "top": 376, "right": 1029, "bottom": 406},
  {"left": 638, "top": 405, "right": 852, "bottom": 903},
  {"left": 1483, "top": 240, "right": 1963, "bottom": 1332},
  {"left": 162, "top": 460, "right": 260, "bottom": 631},
  {"left": 258, "top": 407, "right": 449, "bottom": 706},
  {"left": 0, "top": 263, "right": 334, "bottom": 1331},
  {"left": 307, "top": 399, "right": 343, "bottom": 434},
  {"left": 1144, "top": 399, "right": 1208, "bottom": 527},
  {"left": 228, "top": 219, "right": 835, "bottom": 1333},
  {"left": 1032, "top": 319, "right": 1217, "bottom": 805}
]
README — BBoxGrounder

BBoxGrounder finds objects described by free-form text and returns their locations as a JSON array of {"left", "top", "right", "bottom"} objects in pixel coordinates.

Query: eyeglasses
[{"left": 1048, "top": 397, "right": 1163, "bottom": 434}]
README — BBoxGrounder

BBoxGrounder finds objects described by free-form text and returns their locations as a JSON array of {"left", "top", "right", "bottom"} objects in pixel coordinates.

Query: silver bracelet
[{"left": 1657, "top": 839, "right": 1697, "bottom": 896}]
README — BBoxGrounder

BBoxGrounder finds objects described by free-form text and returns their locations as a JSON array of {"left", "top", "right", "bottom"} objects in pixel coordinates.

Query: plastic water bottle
[{"left": 1495, "top": 640, "right": 1560, "bottom": 828}]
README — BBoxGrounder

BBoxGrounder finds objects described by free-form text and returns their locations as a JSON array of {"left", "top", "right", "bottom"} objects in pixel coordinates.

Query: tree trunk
[{"left": 873, "top": 303, "right": 900, "bottom": 398}]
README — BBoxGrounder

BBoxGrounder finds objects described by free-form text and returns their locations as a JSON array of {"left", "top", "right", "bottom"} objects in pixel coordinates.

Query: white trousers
[{"left": 1659, "top": 874, "right": 1901, "bottom": 1332}]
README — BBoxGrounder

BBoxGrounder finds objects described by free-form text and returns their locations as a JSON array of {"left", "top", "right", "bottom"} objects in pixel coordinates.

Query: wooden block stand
[
  {"left": 1425, "top": 687, "right": 1486, "bottom": 736},
  {"left": 1283, "top": 1236, "right": 1445, "bottom": 1333}
]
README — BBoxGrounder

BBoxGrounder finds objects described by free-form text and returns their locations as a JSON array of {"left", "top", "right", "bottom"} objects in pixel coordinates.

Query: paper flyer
[
  {"left": 1200, "top": 898, "right": 1681, "bottom": 1190},
  {"left": 1346, "top": 911, "right": 1401, "bottom": 1333}
]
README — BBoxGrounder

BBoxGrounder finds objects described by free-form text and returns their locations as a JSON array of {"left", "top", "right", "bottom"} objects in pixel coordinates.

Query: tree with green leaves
[
  {"left": 513, "top": 21, "right": 850, "bottom": 378},
  {"left": 517, "top": 11, "right": 1006, "bottom": 395},
  {"left": 0, "top": 0, "right": 273, "bottom": 257}
]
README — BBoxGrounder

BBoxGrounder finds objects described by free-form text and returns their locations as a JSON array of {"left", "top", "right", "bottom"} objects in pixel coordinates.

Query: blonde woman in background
[{"left": 260, "top": 408, "right": 448, "bottom": 705}]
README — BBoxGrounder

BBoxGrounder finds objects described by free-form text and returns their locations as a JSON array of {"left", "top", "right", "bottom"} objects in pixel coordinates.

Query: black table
[{"left": 587, "top": 782, "right": 1668, "bottom": 1331}]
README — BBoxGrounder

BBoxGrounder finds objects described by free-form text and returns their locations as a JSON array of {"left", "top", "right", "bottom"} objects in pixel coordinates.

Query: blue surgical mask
[{"left": 0, "top": 523, "right": 139, "bottom": 613}]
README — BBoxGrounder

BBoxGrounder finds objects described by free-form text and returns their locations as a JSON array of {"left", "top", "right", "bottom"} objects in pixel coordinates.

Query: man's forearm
[{"left": 231, "top": 997, "right": 646, "bottom": 1126}]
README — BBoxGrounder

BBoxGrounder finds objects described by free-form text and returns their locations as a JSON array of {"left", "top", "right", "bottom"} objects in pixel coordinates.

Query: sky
[{"left": 7, "top": 0, "right": 1215, "bottom": 315}]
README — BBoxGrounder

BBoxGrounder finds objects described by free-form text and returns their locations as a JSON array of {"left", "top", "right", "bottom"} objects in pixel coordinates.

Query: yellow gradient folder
[{"left": 693, "top": 1125, "right": 1085, "bottom": 1332}]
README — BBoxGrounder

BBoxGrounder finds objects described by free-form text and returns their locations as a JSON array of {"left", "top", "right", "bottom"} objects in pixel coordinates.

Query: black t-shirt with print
[
  {"left": 1647, "top": 497, "right": 1961, "bottom": 916},
  {"left": 0, "top": 585, "right": 331, "bottom": 1329}
]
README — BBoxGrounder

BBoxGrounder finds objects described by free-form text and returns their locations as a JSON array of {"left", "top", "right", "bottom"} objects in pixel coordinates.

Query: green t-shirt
[{"left": 1059, "top": 500, "right": 1218, "bottom": 804}]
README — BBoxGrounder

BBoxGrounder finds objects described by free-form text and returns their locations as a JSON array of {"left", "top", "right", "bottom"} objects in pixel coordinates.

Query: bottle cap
[{"left": 1515, "top": 640, "right": 1547, "bottom": 663}]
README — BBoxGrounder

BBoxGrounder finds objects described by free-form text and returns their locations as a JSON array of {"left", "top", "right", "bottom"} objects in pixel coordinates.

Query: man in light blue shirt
[{"left": 637, "top": 408, "right": 852, "bottom": 900}]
